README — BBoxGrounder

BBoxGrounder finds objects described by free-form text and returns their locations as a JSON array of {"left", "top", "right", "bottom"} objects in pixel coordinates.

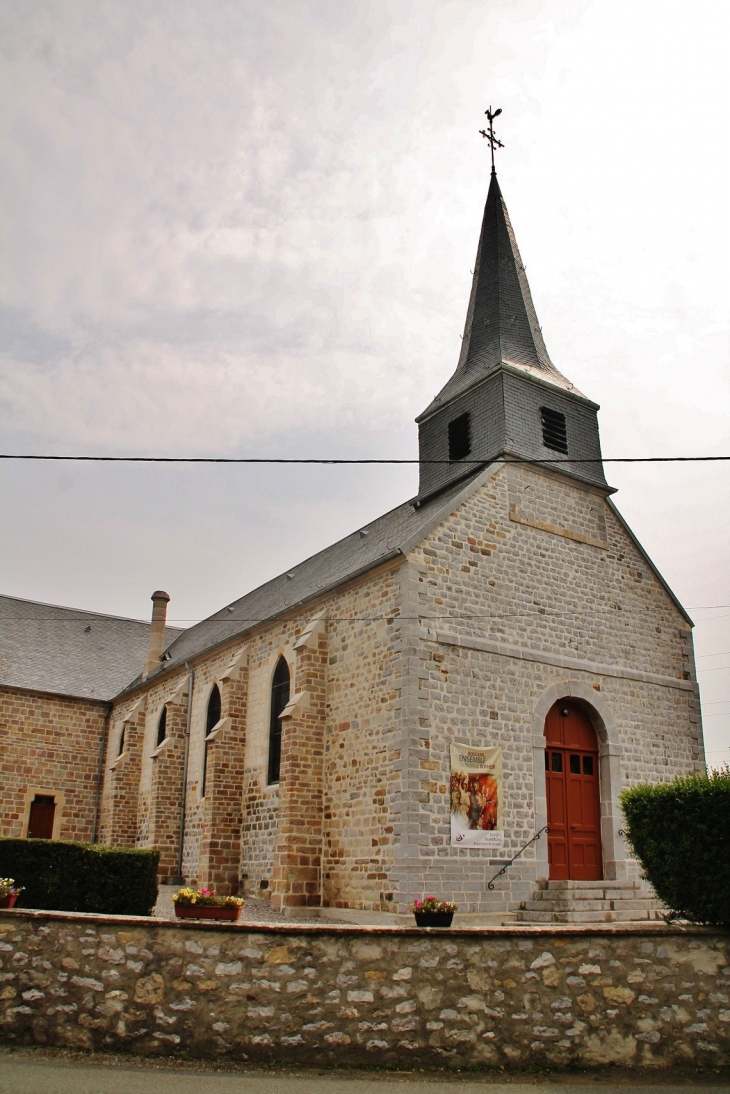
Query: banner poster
[{"left": 450, "top": 743, "right": 504, "bottom": 849}]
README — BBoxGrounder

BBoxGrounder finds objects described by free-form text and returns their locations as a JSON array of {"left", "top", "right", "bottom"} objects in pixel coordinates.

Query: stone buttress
[{"left": 271, "top": 614, "right": 328, "bottom": 911}]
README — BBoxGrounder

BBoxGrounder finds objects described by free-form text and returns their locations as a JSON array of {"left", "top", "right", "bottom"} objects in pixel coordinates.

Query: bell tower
[{"left": 415, "top": 117, "right": 608, "bottom": 505}]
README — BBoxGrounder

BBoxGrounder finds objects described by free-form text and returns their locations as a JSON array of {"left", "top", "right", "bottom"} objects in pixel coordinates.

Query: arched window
[
  {"left": 156, "top": 706, "right": 167, "bottom": 747},
  {"left": 201, "top": 684, "right": 221, "bottom": 798},
  {"left": 268, "top": 657, "right": 290, "bottom": 785}
]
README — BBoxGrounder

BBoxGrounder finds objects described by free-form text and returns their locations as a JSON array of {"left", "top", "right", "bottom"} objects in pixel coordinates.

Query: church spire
[
  {"left": 414, "top": 110, "right": 607, "bottom": 504},
  {"left": 420, "top": 170, "right": 572, "bottom": 420}
]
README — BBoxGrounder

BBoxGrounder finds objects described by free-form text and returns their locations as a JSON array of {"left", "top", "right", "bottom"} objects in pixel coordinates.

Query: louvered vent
[
  {"left": 448, "top": 412, "right": 471, "bottom": 461},
  {"left": 540, "top": 406, "right": 568, "bottom": 454}
]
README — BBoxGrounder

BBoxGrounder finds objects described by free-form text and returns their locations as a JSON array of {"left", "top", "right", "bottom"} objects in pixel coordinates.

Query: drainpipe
[
  {"left": 92, "top": 702, "right": 112, "bottom": 844},
  {"left": 170, "top": 662, "right": 194, "bottom": 885}
]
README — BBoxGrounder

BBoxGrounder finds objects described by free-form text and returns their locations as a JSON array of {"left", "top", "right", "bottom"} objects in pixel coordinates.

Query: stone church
[{"left": 1, "top": 169, "right": 704, "bottom": 923}]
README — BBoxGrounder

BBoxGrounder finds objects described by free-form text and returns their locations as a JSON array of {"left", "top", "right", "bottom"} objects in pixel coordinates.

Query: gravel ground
[{"left": 152, "top": 886, "right": 350, "bottom": 924}]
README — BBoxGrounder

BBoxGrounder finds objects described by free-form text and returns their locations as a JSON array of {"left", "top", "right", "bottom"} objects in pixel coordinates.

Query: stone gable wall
[
  {"left": 0, "top": 686, "right": 106, "bottom": 842},
  {"left": 412, "top": 464, "right": 694, "bottom": 677},
  {"left": 392, "top": 463, "right": 702, "bottom": 914},
  {"left": 1, "top": 911, "right": 728, "bottom": 1069}
]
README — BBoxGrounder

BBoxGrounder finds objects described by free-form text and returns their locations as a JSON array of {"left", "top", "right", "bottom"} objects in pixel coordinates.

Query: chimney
[{"left": 143, "top": 590, "right": 170, "bottom": 679}]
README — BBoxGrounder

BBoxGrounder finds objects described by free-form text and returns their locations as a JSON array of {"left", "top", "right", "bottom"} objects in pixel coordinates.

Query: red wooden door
[
  {"left": 27, "top": 795, "right": 56, "bottom": 839},
  {"left": 544, "top": 702, "right": 602, "bottom": 880}
]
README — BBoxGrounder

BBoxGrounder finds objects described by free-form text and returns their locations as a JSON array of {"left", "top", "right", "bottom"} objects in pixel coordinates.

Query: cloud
[{"left": 0, "top": 1, "right": 728, "bottom": 762}]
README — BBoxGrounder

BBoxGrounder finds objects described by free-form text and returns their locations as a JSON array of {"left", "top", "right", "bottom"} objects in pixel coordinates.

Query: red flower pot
[
  {"left": 174, "top": 903, "right": 242, "bottom": 922},
  {"left": 0, "top": 894, "right": 18, "bottom": 909}
]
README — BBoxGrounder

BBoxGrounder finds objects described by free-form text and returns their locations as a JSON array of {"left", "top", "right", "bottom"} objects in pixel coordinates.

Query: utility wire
[{"left": 0, "top": 454, "right": 729, "bottom": 465}]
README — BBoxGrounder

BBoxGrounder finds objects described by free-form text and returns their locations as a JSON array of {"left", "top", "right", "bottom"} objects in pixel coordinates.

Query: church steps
[
  {"left": 521, "top": 897, "right": 655, "bottom": 913},
  {"left": 515, "top": 879, "right": 665, "bottom": 924},
  {"left": 514, "top": 907, "right": 662, "bottom": 924}
]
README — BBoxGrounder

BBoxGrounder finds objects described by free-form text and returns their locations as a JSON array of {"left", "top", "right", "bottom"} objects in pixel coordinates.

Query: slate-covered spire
[
  {"left": 420, "top": 172, "right": 575, "bottom": 419},
  {"left": 415, "top": 169, "right": 607, "bottom": 504}
]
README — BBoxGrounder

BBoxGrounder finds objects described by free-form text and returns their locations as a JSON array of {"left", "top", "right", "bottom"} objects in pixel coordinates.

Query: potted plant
[
  {"left": 412, "top": 895, "right": 457, "bottom": 927},
  {"left": 0, "top": 879, "right": 24, "bottom": 910},
  {"left": 172, "top": 887, "right": 244, "bottom": 922}
]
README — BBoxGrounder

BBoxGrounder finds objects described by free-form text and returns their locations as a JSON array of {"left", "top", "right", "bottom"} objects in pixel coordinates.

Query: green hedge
[
  {"left": 620, "top": 768, "right": 730, "bottom": 927},
  {"left": 0, "top": 840, "right": 159, "bottom": 916}
]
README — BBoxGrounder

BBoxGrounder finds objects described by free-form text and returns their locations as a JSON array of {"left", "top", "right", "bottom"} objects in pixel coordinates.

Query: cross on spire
[{"left": 479, "top": 106, "right": 503, "bottom": 174}]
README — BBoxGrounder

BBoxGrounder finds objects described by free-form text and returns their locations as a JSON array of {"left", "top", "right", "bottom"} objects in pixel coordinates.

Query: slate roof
[
  {"left": 143, "top": 464, "right": 692, "bottom": 684},
  {"left": 419, "top": 172, "right": 582, "bottom": 422},
  {"left": 0, "top": 594, "right": 183, "bottom": 701},
  {"left": 137, "top": 471, "right": 489, "bottom": 685}
]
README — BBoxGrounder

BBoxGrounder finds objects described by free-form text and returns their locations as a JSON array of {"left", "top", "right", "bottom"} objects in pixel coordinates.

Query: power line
[
  {"left": 9, "top": 614, "right": 730, "bottom": 627},
  {"left": 6, "top": 603, "right": 730, "bottom": 625},
  {"left": 1, "top": 454, "right": 729, "bottom": 465}
]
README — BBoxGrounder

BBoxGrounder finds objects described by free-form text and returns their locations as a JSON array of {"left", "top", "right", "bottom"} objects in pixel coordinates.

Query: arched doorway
[{"left": 544, "top": 700, "right": 602, "bottom": 880}]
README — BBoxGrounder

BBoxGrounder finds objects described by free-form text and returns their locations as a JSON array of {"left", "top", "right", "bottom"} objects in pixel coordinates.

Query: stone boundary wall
[{"left": 0, "top": 910, "right": 728, "bottom": 1070}]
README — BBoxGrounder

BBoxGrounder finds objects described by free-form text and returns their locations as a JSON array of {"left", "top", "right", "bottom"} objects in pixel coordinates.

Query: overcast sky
[{"left": 1, "top": 0, "right": 728, "bottom": 762}]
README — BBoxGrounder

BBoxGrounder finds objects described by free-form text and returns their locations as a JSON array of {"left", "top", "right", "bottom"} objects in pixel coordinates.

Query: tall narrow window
[
  {"left": 268, "top": 657, "right": 290, "bottom": 785},
  {"left": 201, "top": 684, "right": 221, "bottom": 798},
  {"left": 118, "top": 725, "right": 126, "bottom": 756},
  {"left": 540, "top": 406, "right": 568, "bottom": 454},
  {"left": 156, "top": 706, "right": 167, "bottom": 747},
  {"left": 448, "top": 412, "right": 471, "bottom": 461}
]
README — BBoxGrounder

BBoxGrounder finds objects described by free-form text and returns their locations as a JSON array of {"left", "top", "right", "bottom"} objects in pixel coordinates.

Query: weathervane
[{"left": 479, "top": 106, "right": 503, "bottom": 174}]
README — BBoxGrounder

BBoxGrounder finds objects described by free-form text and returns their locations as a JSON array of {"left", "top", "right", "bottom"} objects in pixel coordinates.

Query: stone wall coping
[{"left": 1, "top": 908, "right": 723, "bottom": 938}]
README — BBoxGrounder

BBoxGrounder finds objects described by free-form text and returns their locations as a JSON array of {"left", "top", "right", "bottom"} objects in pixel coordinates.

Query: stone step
[
  {"left": 521, "top": 897, "right": 657, "bottom": 914},
  {"left": 545, "top": 879, "right": 638, "bottom": 891},
  {"left": 515, "top": 906, "right": 661, "bottom": 924},
  {"left": 531, "top": 892, "right": 652, "bottom": 901},
  {"left": 515, "top": 879, "right": 665, "bottom": 924},
  {"left": 530, "top": 889, "right": 647, "bottom": 904}
]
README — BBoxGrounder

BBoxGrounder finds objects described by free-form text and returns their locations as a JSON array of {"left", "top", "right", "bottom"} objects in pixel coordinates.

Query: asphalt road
[{"left": 0, "top": 1056, "right": 728, "bottom": 1094}]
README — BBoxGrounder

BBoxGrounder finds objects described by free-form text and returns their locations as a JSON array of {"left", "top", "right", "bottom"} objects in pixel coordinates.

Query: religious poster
[{"left": 450, "top": 743, "right": 504, "bottom": 848}]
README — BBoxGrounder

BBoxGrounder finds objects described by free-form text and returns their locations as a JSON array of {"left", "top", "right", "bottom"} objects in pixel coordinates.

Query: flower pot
[
  {"left": 414, "top": 911, "right": 453, "bottom": 927},
  {"left": 0, "top": 894, "right": 18, "bottom": 909},
  {"left": 174, "top": 903, "right": 242, "bottom": 922}
]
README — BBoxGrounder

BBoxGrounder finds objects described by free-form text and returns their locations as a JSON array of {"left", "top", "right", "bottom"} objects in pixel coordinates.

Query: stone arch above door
[{"left": 531, "top": 681, "right": 626, "bottom": 881}]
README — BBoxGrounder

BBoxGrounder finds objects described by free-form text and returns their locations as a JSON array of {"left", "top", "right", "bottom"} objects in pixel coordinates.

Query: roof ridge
[{"left": 0, "top": 592, "right": 185, "bottom": 632}]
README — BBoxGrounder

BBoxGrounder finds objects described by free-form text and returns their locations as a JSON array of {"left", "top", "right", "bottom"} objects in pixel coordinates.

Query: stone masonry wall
[
  {"left": 97, "top": 560, "right": 408, "bottom": 911},
  {"left": 321, "top": 564, "right": 405, "bottom": 913},
  {"left": 393, "top": 462, "right": 702, "bottom": 915},
  {"left": 1, "top": 911, "right": 728, "bottom": 1069},
  {"left": 94, "top": 461, "right": 702, "bottom": 918},
  {"left": 0, "top": 686, "right": 107, "bottom": 842}
]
